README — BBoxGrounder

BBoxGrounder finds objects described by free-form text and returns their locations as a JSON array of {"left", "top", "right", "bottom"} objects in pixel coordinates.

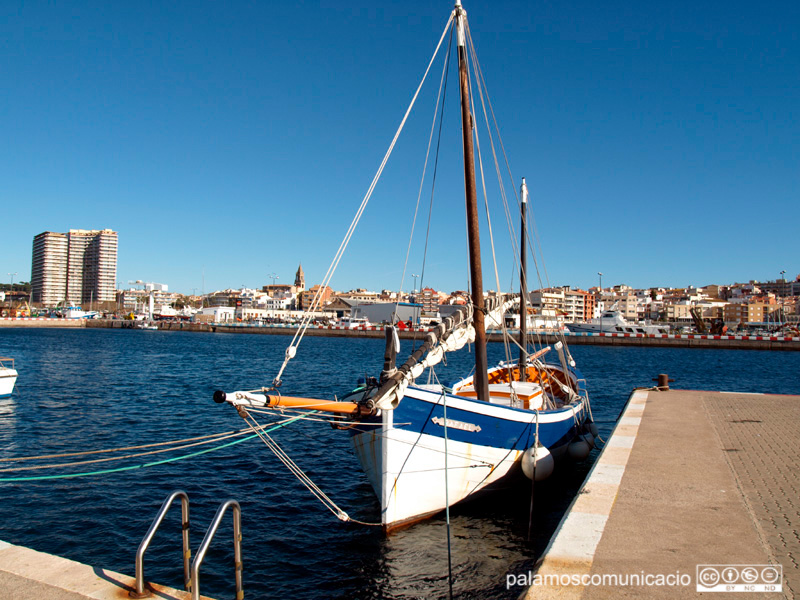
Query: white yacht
[{"left": 566, "top": 309, "right": 669, "bottom": 335}]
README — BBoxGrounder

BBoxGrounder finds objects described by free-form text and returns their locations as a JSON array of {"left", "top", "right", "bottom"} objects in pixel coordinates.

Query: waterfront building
[
  {"left": 262, "top": 295, "right": 293, "bottom": 311},
  {"left": 351, "top": 301, "right": 422, "bottom": 325},
  {"left": 118, "top": 288, "right": 176, "bottom": 314},
  {"left": 759, "top": 278, "right": 794, "bottom": 298},
  {"left": 728, "top": 282, "right": 762, "bottom": 299},
  {"left": 31, "top": 232, "right": 68, "bottom": 305},
  {"left": 724, "top": 302, "right": 767, "bottom": 324},
  {"left": 325, "top": 296, "right": 360, "bottom": 318},
  {"left": 195, "top": 306, "right": 235, "bottom": 323},
  {"left": 419, "top": 287, "right": 439, "bottom": 315},
  {"left": 530, "top": 288, "right": 566, "bottom": 322},
  {"left": 664, "top": 302, "right": 693, "bottom": 323},
  {"left": 31, "top": 229, "right": 117, "bottom": 307},
  {"left": 693, "top": 300, "right": 726, "bottom": 319},
  {"left": 205, "top": 288, "right": 261, "bottom": 308},
  {"left": 299, "top": 285, "right": 333, "bottom": 310},
  {"left": 613, "top": 291, "right": 639, "bottom": 320},
  {"left": 562, "top": 288, "right": 594, "bottom": 322},
  {"left": 260, "top": 278, "right": 300, "bottom": 311},
  {"left": 379, "top": 290, "right": 399, "bottom": 302},
  {"left": 236, "top": 307, "right": 269, "bottom": 322},
  {"left": 337, "top": 289, "right": 380, "bottom": 303},
  {"left": 580, "top": 289, "right": 596, "bottom": 322}
]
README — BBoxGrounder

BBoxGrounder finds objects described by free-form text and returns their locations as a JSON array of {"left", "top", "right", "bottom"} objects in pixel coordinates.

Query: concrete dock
[
  {"left": 0, "top": 541, "right": 212, "bottom": 600},
  {"left": 524, "top": 388, "right": 799, "bottom": 599}
]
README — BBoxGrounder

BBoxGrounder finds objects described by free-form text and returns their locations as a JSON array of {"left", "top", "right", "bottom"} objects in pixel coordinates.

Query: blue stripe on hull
[{"left": 351, "top": 386, "right": 585, "bottom": 453}]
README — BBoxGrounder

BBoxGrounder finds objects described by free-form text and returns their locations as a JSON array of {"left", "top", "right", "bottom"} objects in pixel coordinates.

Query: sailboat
[{"left": 213, "top": 1, "right": 595, "bottom": 531}]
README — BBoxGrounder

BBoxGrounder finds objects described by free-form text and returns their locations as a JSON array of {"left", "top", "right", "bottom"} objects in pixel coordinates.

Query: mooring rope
[
  {"left": 0, "top": 427, "right": 257, "bottom": 463},
  {"left": 0, "top": 416, "right": 305, "bottom": 482}
]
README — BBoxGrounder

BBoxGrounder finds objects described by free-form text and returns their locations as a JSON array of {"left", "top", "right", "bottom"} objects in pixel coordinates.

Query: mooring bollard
[{"left": 653, "top": 373, "right": 674, "bottom": 391}]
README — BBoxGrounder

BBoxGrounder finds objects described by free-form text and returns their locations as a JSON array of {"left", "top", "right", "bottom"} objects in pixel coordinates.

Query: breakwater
[
  {"left": 90, "top": 319, "right": 800, "bottom": 350},
  {"left": 2, "top": 317, "right": 797, "bottom": 350},
  {"left": 0, "top": 317, "right": 84, "bottom": 328}
]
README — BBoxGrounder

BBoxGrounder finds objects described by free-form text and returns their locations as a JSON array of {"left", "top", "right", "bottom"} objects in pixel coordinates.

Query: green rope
[{"left": 0, "top": 416, "right": 305, "bottom": 483}]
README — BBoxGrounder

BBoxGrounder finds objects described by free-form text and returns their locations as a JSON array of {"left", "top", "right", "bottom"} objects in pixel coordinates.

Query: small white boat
[
  {"left": 61, "top": 306, "right": 100, "bottom": 319},
  {"left": 339, "top": 316, "right": 372, "bottom": 329},
  {"left": 566, "top": 307, "right": 668, "bottom": 335},
  {"left": 0, "top": 357, "right": 18, "bottom": 398}
]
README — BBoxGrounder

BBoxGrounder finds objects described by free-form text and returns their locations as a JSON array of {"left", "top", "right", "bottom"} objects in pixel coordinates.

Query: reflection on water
[
  {"left": 0, "top": 328, "right": 797, "bottom": 599},
  {"left": 362, "top": 465, "right": 592, "bottom": 600},
  {"left": 0, "top": 397, "right": 18, "bottom": 456},
  {"left": 0, "top": 397, "right": 17, "bottom": 417}
]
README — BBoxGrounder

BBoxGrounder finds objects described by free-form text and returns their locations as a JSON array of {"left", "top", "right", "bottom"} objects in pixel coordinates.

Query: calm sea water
[{"left": 0, "top": 328, "right": 798, "bottom": 599}]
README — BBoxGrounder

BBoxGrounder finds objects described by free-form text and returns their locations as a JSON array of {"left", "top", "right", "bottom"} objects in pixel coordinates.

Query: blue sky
[{"left": 2, "top": 1, "right": 797, "bottom": 296}]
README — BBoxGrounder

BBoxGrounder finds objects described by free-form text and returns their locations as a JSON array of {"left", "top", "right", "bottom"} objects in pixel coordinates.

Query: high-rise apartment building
[
  {"left": 31, "top": 229, "right": 118, "bottom": 306},
  {"left": 31, "top": 232, "right": 69, "bottom": 305}
]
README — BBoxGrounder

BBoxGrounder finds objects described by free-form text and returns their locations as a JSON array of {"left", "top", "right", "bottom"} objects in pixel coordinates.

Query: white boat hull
[
  {"left": 350, "top": 384, "right": 585, "bottom": 529},
  {"left": 566, "top": 310, "right": 668, "bottom": 335},
  {"left": 0, "top": 370, "right": 18, "bottom": 397}
]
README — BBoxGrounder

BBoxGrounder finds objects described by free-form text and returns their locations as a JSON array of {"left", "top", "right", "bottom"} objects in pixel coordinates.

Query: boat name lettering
[{"left": 431, "top": 416, "right": 481, "bottom": 433}]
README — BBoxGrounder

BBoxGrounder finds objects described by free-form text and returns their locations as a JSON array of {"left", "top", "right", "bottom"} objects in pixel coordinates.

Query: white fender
[{"left": 521, "top": 445, "right": 554, "bottom": 481}]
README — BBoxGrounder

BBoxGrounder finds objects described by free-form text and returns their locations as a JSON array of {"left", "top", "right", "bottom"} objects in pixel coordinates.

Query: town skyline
[
  {"left": 7, "top": 249, "right": 799, "bottom": 298},
  {"left": 8, "top": 228, "right": 800, "bottom": 301},
  {"left": 5, "top": 264, "right": 798, "bottom": 301}
]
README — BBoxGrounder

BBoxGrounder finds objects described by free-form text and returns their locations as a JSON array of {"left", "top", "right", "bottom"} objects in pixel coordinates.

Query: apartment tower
[{"left": 31, "top": 229, "right": 118, "bottom": 306}]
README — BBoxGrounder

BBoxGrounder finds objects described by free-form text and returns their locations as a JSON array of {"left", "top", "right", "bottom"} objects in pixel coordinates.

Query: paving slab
[
  {"left": 521, "top": 389, "right": 797, "bottom": 599},
  {"left": 0, "top": 541, "right": 213, "bottom": 600}
]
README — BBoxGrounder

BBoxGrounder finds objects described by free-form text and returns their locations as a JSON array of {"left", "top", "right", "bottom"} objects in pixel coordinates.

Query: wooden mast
[
  {"left": 455, "top": 1, "right": 489, "bottom": 402},
  {"left": 519, "top": 178, "right": 529, "bottom": 382}
]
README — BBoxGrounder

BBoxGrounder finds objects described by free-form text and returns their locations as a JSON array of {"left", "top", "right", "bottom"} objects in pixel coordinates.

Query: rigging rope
[
  {"left": 416, "top": 23, "right": 454, "bottom": 319},
  {"left": 466, "top": 21, "right": 573, "bottom": 355},
  {"left": 240, "top": 409, "right": 382, "bottom": 526},
  {"left": 399, "top": 20, "right": 454, "bottom": 315},
  {"left": 273, "top": 10, "right": 456, "bottom": 387}
]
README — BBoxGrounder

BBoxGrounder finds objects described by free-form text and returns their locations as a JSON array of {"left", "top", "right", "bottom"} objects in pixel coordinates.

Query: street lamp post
[
  {"left": 412, "top": 274, "right": 419, "bottom": 296},
  {"left": 268, "top": 273, "right": 278, "bottom": 287}
]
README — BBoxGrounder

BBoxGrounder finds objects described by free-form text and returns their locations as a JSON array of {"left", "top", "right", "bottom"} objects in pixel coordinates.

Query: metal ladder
[{"left": 131, "top": 490, "right": 243, "bottom": 600}]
